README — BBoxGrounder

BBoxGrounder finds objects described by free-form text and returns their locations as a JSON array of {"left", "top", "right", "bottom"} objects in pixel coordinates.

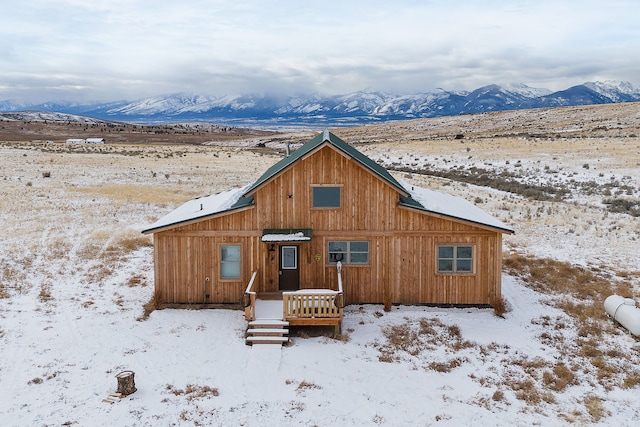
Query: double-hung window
[
  {"left": 437, "top": 245, "right": 474, "bottom": 273},
  {"left": 328, "top": 241, "right": 369, "bottom": 265},
  {"left": 220, "top": 245, "right": 241, "bottom": 279}
]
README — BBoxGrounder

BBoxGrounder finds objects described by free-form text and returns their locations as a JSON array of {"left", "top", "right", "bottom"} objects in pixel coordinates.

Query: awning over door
[{"left": 261, "top": 228, "right": 312, "bottom": 242}]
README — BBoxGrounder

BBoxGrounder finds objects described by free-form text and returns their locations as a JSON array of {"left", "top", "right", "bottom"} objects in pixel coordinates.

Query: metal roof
[
  {"left": 142, "top": 131, "right": 512, "bottom": 234},
  {"left": 243, "top": 130, "right": 408, "bottom": 196},
  {"left": 141, "top": 193, "right": 254, "bottom": 234}
]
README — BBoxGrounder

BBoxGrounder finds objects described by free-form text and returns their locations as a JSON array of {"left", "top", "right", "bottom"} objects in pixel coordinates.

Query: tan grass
[
  {"left": 49, "top": 238, "right": 72, "bottom": 261},
  {"left": 296, "top": 380, "right": 322, "bottom": 392},
  {"left": 0, "top": 283, "right": 9, "bottom": 299},
  {"left": 376, "top": 317, "right": 475, "bottom": 371},
  {"left": 503, "top": 254, "right": 632, "bottom": 340},
  {"left": 503, "top": 254, "right": 631, "bottom": 301},
  {"left": 622, "top": 370, "right": 640, "bottom": 389},
  {"left": 542, "top": 363, "right": 576, "bottom": 392},
  {"left": 512, "top": 379, "right": 541, "bottom": 404},
  {"left": 583, "top": 395, "right": 608, "bottom": 422},
  {"left": 136, "top": 295, "right": 157, "bottom": 321},
  {"left": 38, "top": 284, "right": 52, "bottom": 302},
  {"left": 118, "top": 235, "right": 153, "bottom": 251},
  {"left": 127, "top": 274, "right": 147, "bottom": 287},
  {"left": 166, "top": 383, "right": 219, "bottom": 400},
  {"left": 72, "top": 184, "right": 203, "bottom": 205}
]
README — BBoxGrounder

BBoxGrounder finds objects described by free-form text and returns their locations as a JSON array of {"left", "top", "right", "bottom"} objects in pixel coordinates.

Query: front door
[{"left": 279, "top": 245, "right": 299, "bottom": 291}]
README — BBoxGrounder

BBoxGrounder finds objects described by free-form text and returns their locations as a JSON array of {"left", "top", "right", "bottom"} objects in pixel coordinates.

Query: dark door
[{"left": 279, "top": 245, "right": 300, "bottom": 291}]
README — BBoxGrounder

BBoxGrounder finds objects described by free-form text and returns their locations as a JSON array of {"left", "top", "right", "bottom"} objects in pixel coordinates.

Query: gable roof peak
[{"left": 244, "top": 130, "right": 408, "bottom": 196}]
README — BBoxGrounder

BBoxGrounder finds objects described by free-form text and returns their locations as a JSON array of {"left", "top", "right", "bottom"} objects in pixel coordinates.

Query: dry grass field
[
  {"left": 1, "top": 103, "right": 640, "bottom": 424},
  {"left": 0, "top": 111, "right": 275, "bottom": 144}
]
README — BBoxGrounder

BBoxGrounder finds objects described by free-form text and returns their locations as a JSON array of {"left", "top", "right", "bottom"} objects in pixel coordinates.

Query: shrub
[
  {"left": 492, "top": 296, "right": 508, "bottom": 318},
  {"left": 603, "top": 198, "right": 640, "bottom": 217}
]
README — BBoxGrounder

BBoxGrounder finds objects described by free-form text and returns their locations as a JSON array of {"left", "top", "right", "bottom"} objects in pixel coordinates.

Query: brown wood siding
[{"left": 152, "top": 144, "right": 505, "bottom": 306}]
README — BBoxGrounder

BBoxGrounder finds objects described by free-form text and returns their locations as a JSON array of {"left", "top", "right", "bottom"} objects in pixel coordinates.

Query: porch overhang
[{"left": 261, "top": 228, "right": 312, "bottom": 242}]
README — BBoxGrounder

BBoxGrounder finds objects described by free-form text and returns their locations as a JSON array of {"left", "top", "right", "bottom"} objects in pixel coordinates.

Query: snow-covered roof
[
  {"left": 261, "top": 232, "right": 311, "bottom": 242},
  {"left": 142, "top": 132, "right": 512, "bottom": 234},
  {"left": 142, "top": 184, "right": 252, "bottom": 233},
  {"left": 400, "top": 180, "right": 513, "bottom": 233},
  {"left": 143, "top": 179, "right": 512, "bottom": 234}
]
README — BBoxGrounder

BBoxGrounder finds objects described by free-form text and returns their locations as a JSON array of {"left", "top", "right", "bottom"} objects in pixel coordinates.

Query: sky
[{"left": 1, "top": 0, "right": 639, "bottom": 103}]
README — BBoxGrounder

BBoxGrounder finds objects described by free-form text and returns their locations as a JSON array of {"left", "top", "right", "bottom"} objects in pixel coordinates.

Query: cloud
[{"left": 1, "top": 0, "right": 639, "bottom": 102}]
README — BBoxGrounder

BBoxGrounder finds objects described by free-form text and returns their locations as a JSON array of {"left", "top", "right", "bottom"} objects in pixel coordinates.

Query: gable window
[
  {"left": 437, "top": 245, "right": 473, "bottom": 273},
  {"left": 312, "top": 186, "right": 341, "bottom": 208},
  {"left": 220, "top": 245, "right": 241, "bottom": 279},
  {"left": 328, "top": 241, "right": 369, "bottom": 265}
]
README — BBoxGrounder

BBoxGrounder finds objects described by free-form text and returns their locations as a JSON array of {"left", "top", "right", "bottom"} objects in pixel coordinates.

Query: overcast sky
[{"left": 1, "top": 0, "right": 639, "bottom": 103}]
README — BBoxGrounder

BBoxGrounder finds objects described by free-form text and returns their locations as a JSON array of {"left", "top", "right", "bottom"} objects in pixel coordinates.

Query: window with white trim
[
  {"left": 437, "top": 245, "right": 473, "bottom": 273},
  {"left": 220, "top": 245, "right": 241, "bottom": 279},
  {"left": 328, "top": 241, "right": 369, "bottom": 265}
]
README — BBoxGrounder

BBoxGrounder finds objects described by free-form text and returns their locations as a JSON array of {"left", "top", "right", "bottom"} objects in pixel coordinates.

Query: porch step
[
  {"left": 249, "top": 319, "right": 289, "bottom": 327},
  {"left": 246, "top": 336, "right": 289, "bottom": 344},
  {"left": 246, "top": 328, "right": 289, "bottom": 335},
  {"left": 246, "top": 320, "right": 290, "bottom": 346}
]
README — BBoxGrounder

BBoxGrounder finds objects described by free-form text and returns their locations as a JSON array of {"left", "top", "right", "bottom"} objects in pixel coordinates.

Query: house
[
  {"left": 65, "top": 138, "right": 105, "bottom": 144},
  {"left": 142, "top": 131, "right": 513, "bottom": 331}
]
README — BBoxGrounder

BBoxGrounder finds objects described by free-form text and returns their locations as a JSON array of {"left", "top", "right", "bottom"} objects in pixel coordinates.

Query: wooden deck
[{"left": 244, "top": 263, "right": 344, "bottom": 332}]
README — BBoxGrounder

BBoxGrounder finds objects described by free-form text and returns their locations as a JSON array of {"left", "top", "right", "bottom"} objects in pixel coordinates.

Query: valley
[{"left": 1, "top": 104, "right": 639, "bottom": 425}]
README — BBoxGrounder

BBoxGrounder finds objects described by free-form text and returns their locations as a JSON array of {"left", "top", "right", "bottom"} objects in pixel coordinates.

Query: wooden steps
[{"left": 246, "top": 319, "right": 289, "bottom": 346}]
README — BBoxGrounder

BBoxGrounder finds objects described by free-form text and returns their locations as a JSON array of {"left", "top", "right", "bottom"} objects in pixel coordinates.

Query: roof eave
[
  {"left": 141, "top": 204, "right": 254, "bottom": 234},
  {"left": 398, "top": 202, "right": 514, "bottom": 234},
  {"left": 243, "top": 140, "right": 329, "bottom": 197}
]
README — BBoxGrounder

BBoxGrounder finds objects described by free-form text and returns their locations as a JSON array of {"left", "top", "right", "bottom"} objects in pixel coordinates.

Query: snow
[
  {"left": 1, "top": 136, "right": 639, "bottom": 426},
  {"left": 402, "top": 179, "right": 513, "bottom": 232},
  {"left": 262, "top": 232, "right": 311, "bottom": 242},
  {"left": 3, "top": 271, "right": 636, "bottom": 426},
  {"left": 145, "top": 178, "right": 509, "bottom": 235},
  {"left": 143, "top": 184, "right": 251, "bottom": 232}
]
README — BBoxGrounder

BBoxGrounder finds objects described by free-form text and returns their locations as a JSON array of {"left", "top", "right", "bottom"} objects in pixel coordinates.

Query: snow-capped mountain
[
  {"left": 1, "top": 81, "right": 638, "bottom": 126},
  {"left": 0, "top": 111, "right": 111, "bottom": 124},
  {"left": 584, "top": 80, "right": 640, "bottom": 103}
]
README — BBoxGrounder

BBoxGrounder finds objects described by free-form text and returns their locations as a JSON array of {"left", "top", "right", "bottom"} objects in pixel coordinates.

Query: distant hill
[{"left": 1, "top": 80, "right": 639, "bottom": 128}]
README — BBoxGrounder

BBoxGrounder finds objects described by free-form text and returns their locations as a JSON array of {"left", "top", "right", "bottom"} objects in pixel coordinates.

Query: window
[
  {"left": 328, "top": 241, "right": 369, "bottom": 265},
  {"left": 437, "top": 245, "right": 473, "bottom": 273},
  {"left": 220, "top": 245, "right": 241, "bottom": 279},
  {"left": 312, "top": 186, "right": 341, "bottom": 208},
  {"left": 281, "top": 246, "right": 297, "bottom": 269}
]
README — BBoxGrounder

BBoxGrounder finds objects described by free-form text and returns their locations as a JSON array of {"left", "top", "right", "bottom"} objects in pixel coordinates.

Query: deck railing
[
  {"left": 243, "top": 271, "right": 258, "bottom": 321},
  {"left": 282, "top": 262, "right": 344, "bottom": 320}
]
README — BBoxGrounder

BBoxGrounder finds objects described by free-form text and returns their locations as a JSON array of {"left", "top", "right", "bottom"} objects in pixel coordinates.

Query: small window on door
[
  {"left": 281, "top": 246, "right": 298, "bottom": 269},
  {"left": 220, "top": 245, "right": 241, "bottom": 279},
  {"left": 312, "top": 186, "right": 341, "bottom": 208}
]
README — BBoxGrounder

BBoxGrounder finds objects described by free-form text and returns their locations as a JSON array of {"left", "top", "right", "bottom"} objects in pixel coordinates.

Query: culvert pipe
[{"left": 604, "top": 295, "right": 640, "bottom": 336}]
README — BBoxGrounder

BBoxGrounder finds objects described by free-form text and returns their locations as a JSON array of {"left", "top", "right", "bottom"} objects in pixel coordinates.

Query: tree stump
[{"left": 116, "top": 370, "right": 137, "bottom": 396}]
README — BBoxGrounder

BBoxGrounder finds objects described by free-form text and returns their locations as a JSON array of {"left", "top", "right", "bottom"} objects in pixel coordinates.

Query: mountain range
[{"left": 1, "top": 80, "right": 639, "bottom": 127}]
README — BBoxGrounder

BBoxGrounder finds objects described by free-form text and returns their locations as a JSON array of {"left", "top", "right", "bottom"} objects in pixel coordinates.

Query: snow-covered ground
[{"left": 1, "top": 136, "right": 639, "bottom": 426}]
